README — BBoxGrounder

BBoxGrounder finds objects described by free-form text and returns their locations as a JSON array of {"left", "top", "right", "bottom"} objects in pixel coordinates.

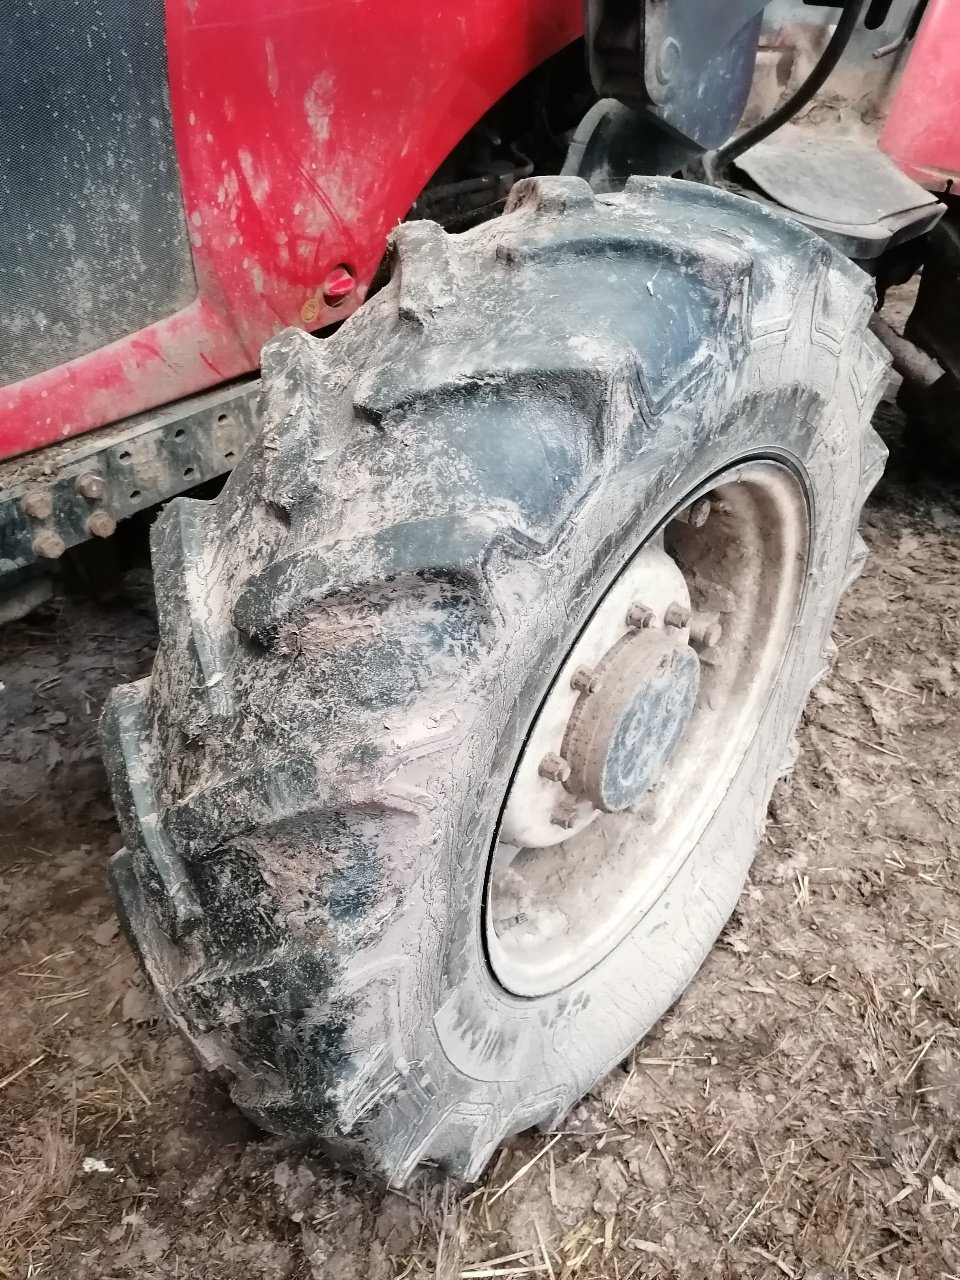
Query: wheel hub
[
  {"left": 562, "top": 631, "right": 700, "bottom": 814},
  {"left": 500, "top": 542, "right": 694, "bottom": 847}
]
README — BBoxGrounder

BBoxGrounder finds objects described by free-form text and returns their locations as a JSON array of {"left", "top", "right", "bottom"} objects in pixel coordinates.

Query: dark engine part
[
  {"left": 905, "top": 200, "right": 960, "bottom": 385},
  {"left": 409, "top": 44, "right": 593, "bottom": 231},
  {"left": 0, "top": 0, "right": 196, "bottom": 387},
  {"left": 896, "top": 199, "right": 960, "bottom": 467}
]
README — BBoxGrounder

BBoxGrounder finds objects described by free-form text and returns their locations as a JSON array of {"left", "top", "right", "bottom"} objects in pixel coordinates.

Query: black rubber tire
[{"left": 102, "top": 176, "right": 888, "bottom": 1185}]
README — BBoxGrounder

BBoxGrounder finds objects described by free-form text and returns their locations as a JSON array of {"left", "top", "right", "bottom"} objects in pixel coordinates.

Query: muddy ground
[{"left": 2, "top": 381, "right": 959, "bottom": 1280}]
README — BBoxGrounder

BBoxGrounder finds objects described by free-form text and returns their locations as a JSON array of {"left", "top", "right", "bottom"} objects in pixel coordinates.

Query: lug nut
[
  {"left": 86, "top": 510, "right": 117, "bottom": 539},
  {"left": 676, "top": 497, "right": 712, "bottom": 527},
  {"left": 538, "top": 752, "right": 571, "bottom": 783},
  {"left": 690, "top": 611, "right": 722, "bottom": 649},
  {"left": 22, "top": 490, "right": 53, "bottom": 520},
  {"left": 626, "top": 602, "right": 655, "bottom": 630},
  {"left": 664, "top": 602, "right": 691, "bottom": 629},
  {"left": 551, "top": 799, "right": 581, "bottom": 830},
  {"left": 33, "top": 531, "right": 65, "bottom": 560},
  {"left": 75, "top": 470, "right": 105, "bottom": 500},
  {"left": 571, "top": 664, "right": 602, "bottom": 694},
  {"left": 688, "top": 498, "right": 712, "bottom": 527}
]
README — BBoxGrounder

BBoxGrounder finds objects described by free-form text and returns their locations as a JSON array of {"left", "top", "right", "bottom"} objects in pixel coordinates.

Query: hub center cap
[{"left": 562, "top": 632, "right": 700, "bottom": 813}]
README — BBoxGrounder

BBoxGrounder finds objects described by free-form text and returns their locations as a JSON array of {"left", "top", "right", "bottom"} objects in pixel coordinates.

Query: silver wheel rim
[{"left": 486, "top": 460, "right": 810, "bottom": 998}]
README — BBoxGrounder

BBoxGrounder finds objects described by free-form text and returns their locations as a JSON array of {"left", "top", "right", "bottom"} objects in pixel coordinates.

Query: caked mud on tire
[{"left": 102, "top": 176, "right": 888, "bottom": 1184}]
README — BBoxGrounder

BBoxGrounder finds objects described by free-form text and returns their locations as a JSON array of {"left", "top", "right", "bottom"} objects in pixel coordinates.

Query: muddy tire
[{"left": 102, "top": 176, "right": 888, "bottom": 1185}]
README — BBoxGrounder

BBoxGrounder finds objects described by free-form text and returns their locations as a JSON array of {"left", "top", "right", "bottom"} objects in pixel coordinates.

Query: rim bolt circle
[
  {"left": 538, "top": 752, "right": 572, "bottom": 783},
  {"left": 626, "top": 602, "right": 655, "bottom": 630},
  {"left": 664, "top": 602, "right": 691, "bottom": 629},
  {"left": 571, "top": 664, "right": 602, "bottom": 694}
]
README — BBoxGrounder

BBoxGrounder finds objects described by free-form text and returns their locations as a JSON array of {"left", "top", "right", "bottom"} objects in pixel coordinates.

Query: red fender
[
  {"left": 880, "top": 0, "right": 960, "bottom": 192},
  {"left": 0, "top": 1, "right": 581, "bottom": 461}
]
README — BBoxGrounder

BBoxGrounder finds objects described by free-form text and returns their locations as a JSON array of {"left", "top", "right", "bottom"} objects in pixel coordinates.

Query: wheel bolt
[
  {"left": 22, "top": 490, "right": 53, "bottom": 520},
  {"left": 626, "top": 602, "right": 655, "bottom": 630},
  {"left": 690, "top": 611, "right": 722, "bottom": 648},
  {"left": 676, "top": 497, "right": 712, "bottom": 527},
  {"left": 538, "top": 752, "right": 571, "bottom": 783},
  {"left": 32, "top": 531, "right": 65, "bottom": 560},
  {"left": 551, "top": 799, "right": 581, "bottom": 830},
  {"left": 571, "top": 664, "right": 602, "bottom": 694},
  {"left": 664, "top": 602, "right": 691, "bottom": 629},
  {"left": 75, "top": 470, "right": 105, "bottom": 500}
]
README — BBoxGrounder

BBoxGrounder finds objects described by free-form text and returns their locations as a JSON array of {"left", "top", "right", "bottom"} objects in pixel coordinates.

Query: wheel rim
[{"left": 486, "top": 460, "right": 810, "bottom": 998}]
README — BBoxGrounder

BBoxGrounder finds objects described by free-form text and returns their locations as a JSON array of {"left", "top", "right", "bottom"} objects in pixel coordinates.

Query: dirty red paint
[
  {"left": 321, "top": 266, "right": 357, "bottom": 307},
  {"left": 880, "top": 0, "right": 960, "bottom": 191},
  {"left": 0, "top": 0, "right": 582, "bottom": 461}
]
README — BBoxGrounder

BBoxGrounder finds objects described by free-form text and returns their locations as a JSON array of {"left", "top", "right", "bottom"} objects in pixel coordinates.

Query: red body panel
[
  {"left": 0, "top": 0, "right": 581, "bottom": 462},
  {"left": 880, "top": 0, "right": 960, "bottom": 192}
]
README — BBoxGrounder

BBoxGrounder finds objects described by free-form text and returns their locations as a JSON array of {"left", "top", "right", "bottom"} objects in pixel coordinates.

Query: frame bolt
[
  {"left": 33, "top": 531, "right": 65, "bottom": 560},
  {"left": 87, "top": 510, "right": 117, "bottom": 539},
  {"left": 571, "top": 664, "right": 602, "bottom": 694},
  {"left": 626, "top": 602, "right": 655, "bottom": 630},
  {"left": 664, "top": 602, "right": 691, "bottom": 629},
  {"left": 322, "top": 265, "right": 357, "bottom": 308},
  {"left": 655, "top": 36, "right": 681, "bottom": 85},
  {"left": 690, "top": 611, "right": 722, "bottom": 649},
  {"left": 75, "top": 470, "right": 106, "bottom": 500},
  {"left": 22, "top": 490, "right": 53, "bottom": 520},
  {"left": 538, "top": 752, "right": 571, "bottom": 784}
]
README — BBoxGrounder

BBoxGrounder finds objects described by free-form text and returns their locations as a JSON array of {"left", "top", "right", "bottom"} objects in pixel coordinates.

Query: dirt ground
[{"left": 2, "top": 379, "right": 960, "bottom": 1280}]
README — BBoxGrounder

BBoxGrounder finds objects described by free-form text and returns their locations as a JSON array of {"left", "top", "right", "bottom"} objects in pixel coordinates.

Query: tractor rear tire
[{"left": 102, "top": 176, "right": 888, "bottom": 1185}]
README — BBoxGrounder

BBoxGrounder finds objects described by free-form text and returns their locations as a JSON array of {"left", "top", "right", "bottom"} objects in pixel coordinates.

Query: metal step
[{"left": 734, "top": 123, "right": 943, "bottom": 258}]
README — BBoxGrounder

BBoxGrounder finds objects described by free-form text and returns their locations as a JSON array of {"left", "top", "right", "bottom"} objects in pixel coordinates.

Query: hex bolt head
[
  {"left": 322, "top": 265, "right": 357, "bottom": 308},
  {"left": 538, "top": 752, "right": 571, "bottom": 784},
  {"left": 32, "top": 531, "right": 66, "bottom": 560},
  {"left": 675, "top": 497, "right": 712, "bottom": 528},
  {"left": 626, "top": 602, "right": 655, "bottom": 630},
  {"left": 655, "top": 35, "right": 681, "bottom": 85},
  {"left": 551, "top": 799, "right": 582, "bottom": 830},
  {"left": 22, "top": 490, "right": 53, "bottom": 520},
  {"left": 75, "top": 470, "right": 106, "bottom": 500},
  {"left": 570, "top": 664, "right": 602, "bottom": 695},
  {"left": 663, "top": 602, "right": 691, "bottom": 629},
  {"left": 86, "top": 510, "right": 117, "bottom": 539},
  {"left": 690, "top": 611, "right": 722, "bottom": 649},
  {"left": 687, "top": 498, "right": 712, "bottom": 527}
]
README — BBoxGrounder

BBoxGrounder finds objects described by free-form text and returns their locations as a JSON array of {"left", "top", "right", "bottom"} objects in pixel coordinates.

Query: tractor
[{"left": 1, "top": 0, "right": 957, "bottom": 1183}]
